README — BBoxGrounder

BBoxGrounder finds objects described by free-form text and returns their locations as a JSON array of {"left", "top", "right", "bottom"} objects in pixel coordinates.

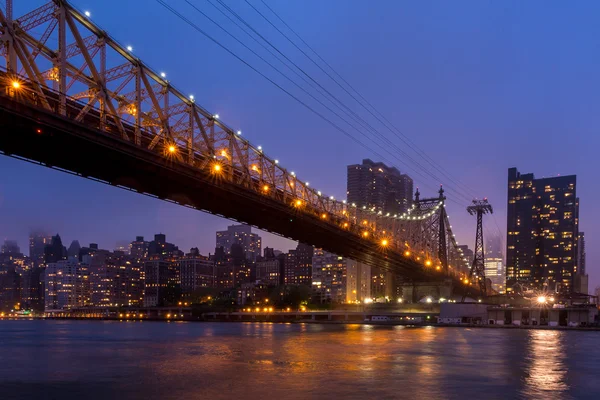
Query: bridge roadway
[{"left": 0, "top": 89, "right": 462, "bottom": 285}]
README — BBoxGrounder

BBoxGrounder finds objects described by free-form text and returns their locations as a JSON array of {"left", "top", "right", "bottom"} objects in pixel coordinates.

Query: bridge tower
[
  {"left": 463, "top": 199, "right": 493, "bottom": 300},
  {"left": 437, "top": 186, "right": 448, "bottom": 271}
]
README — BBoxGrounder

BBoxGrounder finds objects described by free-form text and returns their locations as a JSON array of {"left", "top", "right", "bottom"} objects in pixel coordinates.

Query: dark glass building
[
  {"left": 506, "top": 168, "right": 579, "bottom": 294},
  {"left": 347, "top": 159, "right": 413, "bottom": 215}
]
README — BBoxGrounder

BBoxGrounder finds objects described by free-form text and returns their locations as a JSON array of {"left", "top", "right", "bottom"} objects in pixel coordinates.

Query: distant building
[
  {"left": 87, "top": 252, "right": 142, "bottom": 307},
  {"left": 1, "top": 240, "right": 20, "bottom": 255},
  {"left": 29, "top": 231, "right": 51, "bottom": 266},
  {"left": 130, "top": 236, "right": 149, "bottom": 261},
  {"left": 256, "top": 257, "right": 284, "bottom": 286},
  {"left": 506, "top": 168, "right": 579, "bottom": 294},
  {"left": 458, "top": 245, "right": 474, "bottom": 267},
  {"left": 45, "top": 260, "right": 89, "bottom": 311},
  {"left": 311, "top": 249, "right": 346, "bottom": 304},
  {"left": 0, "top": 265, "right": 21, "bottom": 311},
  {"left": 148, "top": 233, "right": 181, "bottom": 258},
  {"left": 21, "top": 267, "right": 45, "bottom": 312},
  {"left": 283, "top": 244, "right": 314, "bottom": 286},
  {"left": 346, "top": 259, "right": 371, "bottom": 303},
  {"left": 484, "top": 257, "right": 505, "bottom": 293},
  {"left": 67, "top": 240, "right": 81, "bottom": 258},
  {"left": 178, "top": 253, "right": 214, "bottom": 294},
  {"left": 370, "top": 267, "right": 394, "bottom": 300},
  {"left": 143, "top": 259, "right": 174, "bottom": 307},
  {"left": 347, "top": 159, "right": 413, "bottom": 215},
  {"left": 575, "top": 232, "right": 588, "bottom": 294},
  {"left": 44, "top": 234, "right": 67, "bottom": 264},
  {"left": 215, "top": 225, "right": 262, "bottom": 263}
]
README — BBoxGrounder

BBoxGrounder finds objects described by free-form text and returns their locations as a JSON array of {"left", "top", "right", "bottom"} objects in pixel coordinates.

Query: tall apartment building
[
  {"left": 45, "top": 259, "right": 89, "bottom": 310},
  {"left": 347, "top": 159, "right": 413, "bottom": 215},
  {"left": 345, "top": 259, "right": 371, "bottom": 303},
  {"left": 178, "top": 253, "right": 214, "bottom": 293},
  {"left": 311, "top": 249, "right": 347, "bottom": 304},
  {"left": 506, "top": 168, "right": 579, "bottom": 294},
  {"left": 283, "top": 244, "right": 314, "bottom": 286},
  {"left": 29, "top": 231, "right": 51, "bottom": 267}
]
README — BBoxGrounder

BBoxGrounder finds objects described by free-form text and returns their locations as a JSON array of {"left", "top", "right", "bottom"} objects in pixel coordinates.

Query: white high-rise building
[{"left": 485, "top": 257, "right": 505, "bottom": 293}]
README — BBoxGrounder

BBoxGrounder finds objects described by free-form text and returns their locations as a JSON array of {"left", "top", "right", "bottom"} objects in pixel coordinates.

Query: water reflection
[
  {"left": 522, "top": 330, "right": 569, "bottom": 399},
  {"left": 0, "top": 321, "right": 598, "bottom": 400}
]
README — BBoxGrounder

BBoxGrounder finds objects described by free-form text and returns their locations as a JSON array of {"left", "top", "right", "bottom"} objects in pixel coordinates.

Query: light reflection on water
[{"left": 0, "top": 321, "right": 598, "bottom": 400}]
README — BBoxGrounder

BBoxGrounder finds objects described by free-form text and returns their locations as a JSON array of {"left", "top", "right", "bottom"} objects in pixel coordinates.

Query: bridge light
[
  {"left": 220, "top": 149, "right": 227, "bottom": 157},
  {"left": 126, "top": 46, "right": 133, "bottom": 52},
  {"left": 84, "top": 11, "right": 91, "bottom": 17},
  {"left": 213, "top": 163, "right": 222, "bottom": 172},
  {"left": 257, "top": 146, "right": 262, "bottom": 151},
  {"left": 343, "top": 222, "right": 348, "bottom": 228},
  {"left": 11, "top": 81, "right": 20, "bottom": 89},
  {"left": 213, "top": 114, "right": 219, "bottom": 119},
  {"left": 463, "top": 279, "right": 469, "bottom": 284},
  {"left": 321, "top": 213, "right": 327, "bottom": 219},
  {"left": 262, "top": 185, "right": 269, "bottom": 192},
  {"left": 362, "top": 231, "right": 369, "bottom": 238},
  {"left": 291, "top": 171, "right": 296, "bottom": 176},
  {"left": 426, "top": 297, "right": 432, "bottom": 303},
  {"left": 381, "top": 239, "right": 388, "bottom": 247},
  {"left": 425, "top": 260, "right": 432, "bottom": 266},
  {"left": 274, "top": 159, "right": 279, "bottom": 164},
  {"left": 160, "top": 72, "right": 166, "bottom": 78},
  {"left": 295, "top": 199, "right": 302, "bottom": 207},
  {"left": 536, "top": 296, "right": 546, "bottom": 304},
  {"left": 251, "top": 164, "right": 258, "bottom": 171},
  {"left": 397, "top": 298, "right": 403, "bottom": 303},
  {"left": 317, "top": 191, "right": 322, "bottom": 196},
  {"left": 189, "top": 95, "right": 195, "bottom": 101},
  {"left": 549, "top": 296, "right": 555, "bottom": 302},
  {"left": 436, "top": 266, "right": 441, "bottom": 270},
  {"left": 168, "top": 145, "right": 176, "bottom": 153}
]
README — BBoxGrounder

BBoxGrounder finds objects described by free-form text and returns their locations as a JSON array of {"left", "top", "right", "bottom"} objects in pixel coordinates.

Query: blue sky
[{"left": 2, "top": 0, "right": 598, "bottom": 290}]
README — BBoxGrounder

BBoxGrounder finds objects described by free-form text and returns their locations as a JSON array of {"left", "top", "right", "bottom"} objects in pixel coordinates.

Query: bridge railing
[{"left": 1, "top": 0, "right": 475, "bottom": 285}]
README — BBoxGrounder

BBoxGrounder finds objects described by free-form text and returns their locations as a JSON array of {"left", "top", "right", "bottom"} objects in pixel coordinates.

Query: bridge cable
[
  {"left": 186, "top": 0, "right": 472, "bottom": 203},
  {"left": 252, "top": 0, "right": 480, "bottom": 200},
  {"left": 197, "top": 0, "right": 474, "bottom": 204}
]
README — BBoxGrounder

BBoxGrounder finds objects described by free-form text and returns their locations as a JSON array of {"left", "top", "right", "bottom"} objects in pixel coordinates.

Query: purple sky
[{"left": 1, "top": 0, "right": 598, "bottom": 290}]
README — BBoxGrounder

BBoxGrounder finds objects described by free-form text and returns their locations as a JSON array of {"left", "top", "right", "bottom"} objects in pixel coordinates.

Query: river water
[{"left": 0, "top": 320, "right": 598, "bottom": 399}]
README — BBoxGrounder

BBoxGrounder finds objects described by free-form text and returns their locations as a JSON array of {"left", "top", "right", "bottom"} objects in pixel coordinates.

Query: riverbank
[{"left": 3, "top": 316, "right": 600, "bottom": 331}]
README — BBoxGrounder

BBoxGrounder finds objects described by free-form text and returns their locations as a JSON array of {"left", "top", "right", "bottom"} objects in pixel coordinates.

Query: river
[{"left": 0, "top": 320, "right": 598, "bottom": 399}]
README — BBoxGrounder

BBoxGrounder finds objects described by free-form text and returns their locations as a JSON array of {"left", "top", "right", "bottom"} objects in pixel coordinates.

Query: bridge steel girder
[{"left": 0, "top": 0, "right": 479, "bottom": 291}]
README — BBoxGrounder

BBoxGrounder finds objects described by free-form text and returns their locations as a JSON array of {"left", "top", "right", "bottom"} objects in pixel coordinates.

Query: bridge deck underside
[{"left": 0, "top": 96, "right": 455, "bottom": 283}]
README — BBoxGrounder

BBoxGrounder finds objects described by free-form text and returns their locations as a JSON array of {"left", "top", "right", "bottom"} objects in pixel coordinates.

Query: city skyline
[{"left": 1, "top": 0, "right": 598, "bottom": 291}]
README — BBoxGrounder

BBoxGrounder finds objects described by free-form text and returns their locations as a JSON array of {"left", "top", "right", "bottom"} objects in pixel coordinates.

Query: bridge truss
[{"left": 0, "top": 0, "right": 475, "bottom": 286}]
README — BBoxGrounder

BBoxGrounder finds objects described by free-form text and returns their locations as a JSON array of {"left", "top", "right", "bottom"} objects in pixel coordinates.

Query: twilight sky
[{"left": 1, "top": 1, "right": 598, "bottom": 290}]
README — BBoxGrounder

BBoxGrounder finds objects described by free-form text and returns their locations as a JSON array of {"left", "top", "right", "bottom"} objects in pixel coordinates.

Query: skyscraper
[
  {"left": 44, "top": 234, "right": 67, "bottom": 264},
  {"left": 29, "top": 231, "right": 51, "bottom": 266},
  {"left": 506, "top": 168, "right": 579, "bottom": 294},
  {"left": 215, "top": 225, "right": 262, "bottom": 263},
  {"left": 347, "top": 159, "right": 413, "bottom": 215}
]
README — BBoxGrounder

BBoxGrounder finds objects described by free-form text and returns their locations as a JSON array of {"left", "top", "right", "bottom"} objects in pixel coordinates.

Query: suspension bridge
[{"left": 0, "top": 0, "right": 485, "bottom": 296}]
